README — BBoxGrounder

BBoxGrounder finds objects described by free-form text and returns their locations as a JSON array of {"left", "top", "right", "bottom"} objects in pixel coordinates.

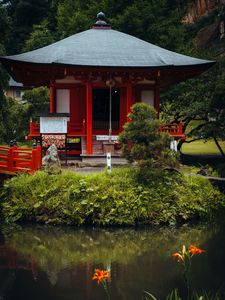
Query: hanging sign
[{"left": 96, "top": 135, "right": 118, "bottom": 141}]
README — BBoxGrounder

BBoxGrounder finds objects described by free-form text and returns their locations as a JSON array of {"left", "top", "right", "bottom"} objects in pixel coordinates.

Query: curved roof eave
[{"left": 0, "top": 56, "right": 215, "bottom": 70}]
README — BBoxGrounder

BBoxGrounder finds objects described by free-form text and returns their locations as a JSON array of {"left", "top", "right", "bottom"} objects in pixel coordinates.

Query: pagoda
[{"left": 0, "top": 12, "right": 214, "bottom": 158}]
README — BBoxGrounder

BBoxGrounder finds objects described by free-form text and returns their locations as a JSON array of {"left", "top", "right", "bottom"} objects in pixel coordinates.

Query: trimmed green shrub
[
  {"left": 1, "top": 167, "right": 225, "bottom": 226},
  {"left": 118, "top": 103, "right": 178, "bottom": 168}
]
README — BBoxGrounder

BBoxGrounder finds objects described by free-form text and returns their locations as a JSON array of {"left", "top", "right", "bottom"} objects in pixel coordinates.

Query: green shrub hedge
[{"left": 1, "top": 167, "right": 225, "bottom": 226}]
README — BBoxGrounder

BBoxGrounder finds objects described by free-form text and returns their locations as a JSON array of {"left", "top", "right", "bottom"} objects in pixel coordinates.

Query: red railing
[
  {"left": 160, "top": 121, "right": 186, "bottom": 139},
  {"left": 0, "top": 145, "right": 42, "bottom": 175},
  {"left": 29, "top": 119, "right": 86, "bottom": 138},
  {"left": 29, "top": 118, "right": 186, "bottom": 140}
]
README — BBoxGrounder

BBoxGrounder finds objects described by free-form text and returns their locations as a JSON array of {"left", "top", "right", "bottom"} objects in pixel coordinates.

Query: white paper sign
[
  {"left": 40, "top": 117, "right": 68, "bottom": 134},
  {"left": 96, "top": 135, "right": 118, "bottom": 141}
]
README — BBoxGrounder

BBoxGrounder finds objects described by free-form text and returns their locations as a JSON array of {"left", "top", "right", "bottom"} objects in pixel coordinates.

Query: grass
[{"left": 181, "top": 140, "right": 225, "bottom": 155}]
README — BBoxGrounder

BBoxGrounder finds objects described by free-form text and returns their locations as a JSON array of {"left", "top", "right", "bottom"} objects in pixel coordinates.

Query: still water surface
[{"left": 0, "top": 224, "right": 225, "bottom": 300}]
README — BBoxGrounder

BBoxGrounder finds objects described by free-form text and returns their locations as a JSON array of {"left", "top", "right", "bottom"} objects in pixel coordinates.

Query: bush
[
  {"left": 1, "top": 167, "right": 225, "bottom": 226},
  {"left": 118, "top": 103, "right": 178, "bottom": 168}
]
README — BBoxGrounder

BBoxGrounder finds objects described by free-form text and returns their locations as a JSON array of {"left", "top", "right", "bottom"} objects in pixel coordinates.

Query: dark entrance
[{"left": 92, "top": 88, "right": 120, "bottom": 130}]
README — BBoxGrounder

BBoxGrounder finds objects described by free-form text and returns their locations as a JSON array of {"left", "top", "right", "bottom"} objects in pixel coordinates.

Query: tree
[
  {"left": 0, "top": 69, "right": 8, "bottom": 144},
  {"left": 2, "top": 97, "right": 28, "bottom": 143},
  {"left": 22, "top": 87, "right": 50, "bottom": 119},
  {"left": 161, "top": 57, "right": 225, "bottom": 157},
  {"left": 111, "top": 0, "right": 191, "bottom": 53},
  {"left": 118, "top": 103, "right": 177, "bottom": 168},
  {"left": 0, "top": 2, "right": 11, "bottom": 143},
  {"left": 22, "top": 20, "right": 56, "bottom": 52},
  {"left": 4, "top": 0, "right": 51, "bottom": 54},
  {"left": 0, "top": 2, "right": 12, "bottom": 51},
  {"left": 56, "top": 0, "right": 90, "bottom": 38}
]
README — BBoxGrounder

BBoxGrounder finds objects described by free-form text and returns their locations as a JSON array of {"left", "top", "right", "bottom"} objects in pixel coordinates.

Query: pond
[{"left": 0, "top": 223, "right": 225, "bottom": 300}]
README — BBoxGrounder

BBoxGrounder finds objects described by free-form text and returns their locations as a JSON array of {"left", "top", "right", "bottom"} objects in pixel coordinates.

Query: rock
[
  {"left": 197, "top": 168, "right": 208, "bottom": 176},
  {"left": 42, "top": 144, "right": 61, "bottom": 174},
  {"left": 163, "top": 167, "right": 181, "bottom": 174},
  {"left": 182, "top": 0, "right": 218, "bottom": 24}
]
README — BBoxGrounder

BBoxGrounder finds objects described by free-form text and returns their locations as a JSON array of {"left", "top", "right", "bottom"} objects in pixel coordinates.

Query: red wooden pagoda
[{"left": 0, "top": 12, "right": 214, "bottom": 158}]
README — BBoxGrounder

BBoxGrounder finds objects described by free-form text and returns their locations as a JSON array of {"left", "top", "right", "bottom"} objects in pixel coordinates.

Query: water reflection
[{"left": 0, "top": 224, "right": 224, "bottom": 299}]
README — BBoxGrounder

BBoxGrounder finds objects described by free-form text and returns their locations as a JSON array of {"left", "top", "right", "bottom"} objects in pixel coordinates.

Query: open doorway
[{"left": 92, "top": 88, "right": 120, "bottom": 131}]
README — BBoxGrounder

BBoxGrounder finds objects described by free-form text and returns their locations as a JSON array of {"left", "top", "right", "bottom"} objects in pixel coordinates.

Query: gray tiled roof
[{"left": 0, "top": 28, "right": 213, "bottom": 68}]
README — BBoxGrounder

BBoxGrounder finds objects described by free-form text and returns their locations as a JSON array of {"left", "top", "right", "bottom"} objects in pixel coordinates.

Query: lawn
[{"left": 181, "top": 139, "right": 225, "bottom": 155}]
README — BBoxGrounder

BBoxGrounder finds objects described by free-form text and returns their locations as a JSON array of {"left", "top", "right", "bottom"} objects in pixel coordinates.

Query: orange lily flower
[
  {"left": 189, "top": 245, "right": 205, "bottom": 256},
  {"left": 92, "top": 269, "right": 110, "bottom": 285},
  {"left": 172, "top": 252, "right": 184, "bottom": 262}
]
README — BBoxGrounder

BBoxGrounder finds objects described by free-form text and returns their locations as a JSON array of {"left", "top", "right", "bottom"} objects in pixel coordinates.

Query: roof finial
[
  {"left": 97, "top": 12, "right": 106, "bottom": 22},
  {"left": 93, "top": 12, "right": 111, "bottom": 29}
]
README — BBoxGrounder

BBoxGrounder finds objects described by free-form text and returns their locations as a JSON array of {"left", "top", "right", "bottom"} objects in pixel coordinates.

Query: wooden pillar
[
  {"left": 50, "top": 83, "right": 55, "bottom": 113},
  {"left": 155, "top": 71, "right": 160, "bottom": 118},
  {"left": 86, "top": 81, "right": 92, "bottom": 155},
  {"left": 126, "top": 82, "right": 132, "bottom": 122}
]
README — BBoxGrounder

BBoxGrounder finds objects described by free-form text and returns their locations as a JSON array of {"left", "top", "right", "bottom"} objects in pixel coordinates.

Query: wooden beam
[{"left": 86, "top": 81, "right": 93, "bottom": 155}]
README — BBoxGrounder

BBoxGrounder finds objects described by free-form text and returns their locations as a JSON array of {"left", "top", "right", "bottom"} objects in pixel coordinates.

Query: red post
[
  {"left": 31, "top": 148, "right": 36, "bottom": 171},
  {"left": 155, "top": 71, "right": 160, "bottom": 118},
  {"left": 86, "top": 82, "right": 92, "bottom": 155},
  {"left": 126, "top": 82, "right": 132, "bottom": 122},
  {"left": 36, "top": 145, "right": 42, "bottom": 169},
  {"left": 7, "top": 147, "right": 14, "bottom": 172},
  {"left": 178, "top": 121, "right": 183, "bottom": 135},
  {"left": 13, "top": 145, "right": 18, "bottom": 171},
  {"left": 155, "top": 87, "right": 160, "bottom": 118},
  {"left": 50, "top": 83, "right": 55, "bottom": 113}
]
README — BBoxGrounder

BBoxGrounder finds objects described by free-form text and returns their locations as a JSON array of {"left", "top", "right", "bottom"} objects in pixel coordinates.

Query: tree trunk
[
  {"left": 177, "top": 139, "right": 185, "bottom": 152},
  {"left": 213, "top": 136, "right": 225, "bottom": 158}
]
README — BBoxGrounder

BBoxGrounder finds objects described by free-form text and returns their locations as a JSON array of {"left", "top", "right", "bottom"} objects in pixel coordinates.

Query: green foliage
[
  {"left": 4, "top": 0, "right": 51, "bottom": 54},
  {"left": 56, "top": 0, "right": 90, "bottom": 38},
  {"left": 22, "top": 20, "right": 56, "bottom": 52},
  {"left": 0, "top": 70, "right": 8, "bottom": 143},
  {"left": 143, "top": 289, "right": 181, "bottom": 300},
  {"left": 2, "top": 97, "right": 28, "bottom": 143},
  {"left": 23, "top": 86, "right": 50, "bottom": 118},
  {"left": 0, "top": 3, "right": 12, "bottom": 50},
  {"left": 118, "top": 103, "right": 176, "bottom": 168},
  {"left": 143, "top": 289, "right": 221, "bottom": 300},
  {"left": 161, "top": 56, "right": 225, "bottom": 156},
  {"left": 0, "top": 2, "right": 11, "bottom": 143},
  {"left": 0, "top": 86, "right": 49, "bottom": 143},
  {"left": 1, "top": 167, "right": 225, "bottom": 226}
]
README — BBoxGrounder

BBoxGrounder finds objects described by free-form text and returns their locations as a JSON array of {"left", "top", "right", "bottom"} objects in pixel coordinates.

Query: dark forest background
[{"left": 0, "top": 0, "right": 225, "bottom": 155}]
